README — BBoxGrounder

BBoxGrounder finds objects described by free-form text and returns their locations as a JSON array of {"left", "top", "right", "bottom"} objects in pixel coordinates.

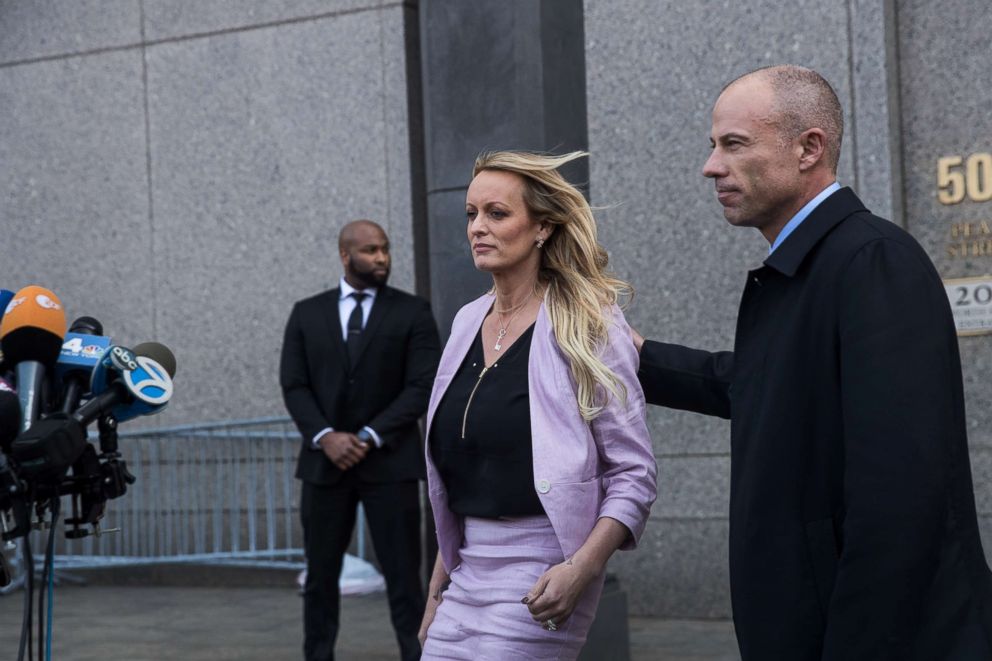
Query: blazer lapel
[
  {"left": 424, "top": 293, "right": 493, "bottom": 439},
  {"left": 320, "top": 288, "right": 349, "bottom": 370}
]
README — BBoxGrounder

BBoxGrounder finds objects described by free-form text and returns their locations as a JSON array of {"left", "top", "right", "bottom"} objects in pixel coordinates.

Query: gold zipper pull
[{"left": 461, "top": 364, "right": 493, "bottom": 439}]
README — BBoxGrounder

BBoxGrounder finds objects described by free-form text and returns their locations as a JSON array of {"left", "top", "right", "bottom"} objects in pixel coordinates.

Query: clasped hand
[
  {"left": 318, "top": 431, "right": 368, "bottom": 470},
  {"left": 522, "top": 556, "right": 597, "bottom": 628}
]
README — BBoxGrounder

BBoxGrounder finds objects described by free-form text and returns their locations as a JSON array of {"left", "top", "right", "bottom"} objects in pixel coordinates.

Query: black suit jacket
[
  {"left": 280, "top": 285, "right": 440, "bottom": 485},
  {"left": 639, "top": 188, "right": 992, "bottom": 660}
]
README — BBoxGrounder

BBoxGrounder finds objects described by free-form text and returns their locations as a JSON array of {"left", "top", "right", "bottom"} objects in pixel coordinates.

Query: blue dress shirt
[{"left": 769, "top": 182, "right": 841, "bottom": 255}]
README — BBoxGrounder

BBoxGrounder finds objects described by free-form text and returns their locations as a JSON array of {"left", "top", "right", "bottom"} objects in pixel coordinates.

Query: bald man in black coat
[{"left": 635, "top": 66, "right": 992, "bottom": 661}]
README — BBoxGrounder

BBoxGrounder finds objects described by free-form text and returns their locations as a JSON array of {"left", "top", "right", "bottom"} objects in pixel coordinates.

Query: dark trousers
[{"left": 301, "top": 476, "right": 424, "bottom": 661}]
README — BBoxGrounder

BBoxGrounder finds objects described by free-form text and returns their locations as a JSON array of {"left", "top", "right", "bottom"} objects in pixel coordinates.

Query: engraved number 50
[{"left": 938, "top": 153, "right": 992, "bottom": 204}]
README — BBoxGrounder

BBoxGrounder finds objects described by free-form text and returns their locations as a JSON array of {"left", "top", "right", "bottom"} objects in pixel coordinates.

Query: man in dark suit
[
  {"left": 280, "top": 219, "right": 440, "bottom": 661},
  {"left": 635, "top": 65, "right": 992, "bottom": 660}
]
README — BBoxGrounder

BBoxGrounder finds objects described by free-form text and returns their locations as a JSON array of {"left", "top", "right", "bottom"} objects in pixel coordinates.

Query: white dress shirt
[{"left": 311, "top": 278, "right": 383, "bottom": 450}]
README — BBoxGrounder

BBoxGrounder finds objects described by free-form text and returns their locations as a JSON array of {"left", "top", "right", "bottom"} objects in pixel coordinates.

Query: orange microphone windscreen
[{"left": 0, "top": 286, "right": 67, "bottom": 365}]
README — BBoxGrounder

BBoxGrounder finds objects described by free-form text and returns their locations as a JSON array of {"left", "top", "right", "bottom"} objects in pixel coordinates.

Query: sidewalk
[{"left": 0, "top": 585, "right": 739, "bottom": 660}]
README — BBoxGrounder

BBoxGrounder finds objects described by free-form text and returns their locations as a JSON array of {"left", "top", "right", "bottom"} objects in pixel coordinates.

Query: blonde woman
[{"left": 418, "top": 151, "right": 657, "bottom": 659}]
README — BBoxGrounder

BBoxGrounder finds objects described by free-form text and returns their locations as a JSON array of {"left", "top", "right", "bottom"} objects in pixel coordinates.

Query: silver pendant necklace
[{"left": 494, "top": 297, "right": 529, "bottom": 351}]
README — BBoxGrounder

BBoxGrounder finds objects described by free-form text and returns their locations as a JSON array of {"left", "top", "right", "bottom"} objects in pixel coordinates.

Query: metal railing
[{"left": 31, "top": 416, "right": 322, "bottom": 570}]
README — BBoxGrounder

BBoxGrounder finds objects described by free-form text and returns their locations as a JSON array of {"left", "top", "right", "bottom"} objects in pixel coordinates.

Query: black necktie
[{"left": 346, "top": 292, "right": 367, "bottom": 366}]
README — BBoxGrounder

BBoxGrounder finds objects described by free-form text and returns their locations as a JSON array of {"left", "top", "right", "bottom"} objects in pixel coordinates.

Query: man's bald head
[
  {"left": 339, "top": 219, "right": 386, "bottom": 252},
  {"left": 725, "top": 65, "right": 844, "bottom": 173},
  {"left": 338, "top": 219, "right": 390, "bottom": 289}
]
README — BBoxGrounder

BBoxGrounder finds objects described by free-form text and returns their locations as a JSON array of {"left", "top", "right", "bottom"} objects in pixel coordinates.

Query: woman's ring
[{"left": 544, "top": 619, "right": 558, "bottom": 631}]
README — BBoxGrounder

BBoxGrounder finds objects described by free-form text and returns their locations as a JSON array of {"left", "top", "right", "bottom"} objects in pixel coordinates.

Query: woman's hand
[
  {"left": 522, "top": 556, "right": 598, "bottom": 629},
  {"left": 418, "top": 592, "right": 442, "bottom": 648},
  {"left": 419, "top": 552, "right": 450, "bottom": 648},
  {"left": 523, "top": 517, "right": 631, "bottom": 630},
  {"left": 629, "top": 326, "right": 645, "bottom": 353}
]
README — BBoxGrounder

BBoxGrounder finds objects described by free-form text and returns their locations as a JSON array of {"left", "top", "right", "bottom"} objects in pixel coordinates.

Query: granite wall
[
  {"left": 0, "top": 1, "right": 419, "bottom": 425},
  {"left": 3, "top": 0, "right": 990, "bottom": 621},
  {"left": 896, "top": 0, "right": 992, "bottom": 572},
  {"left": 584, "top": 0, "right": 991, "bottom": 616}
]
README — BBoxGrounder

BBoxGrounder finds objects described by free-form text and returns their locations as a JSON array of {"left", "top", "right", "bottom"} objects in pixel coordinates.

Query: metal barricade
[{"left": 25, "top": 416, "right": 349, "bottom": 571}]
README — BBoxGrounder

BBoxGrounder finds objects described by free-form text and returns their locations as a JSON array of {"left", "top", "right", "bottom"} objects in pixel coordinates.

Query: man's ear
[{"left": 797, "top": 128, "right": 827, "bottom": 172}]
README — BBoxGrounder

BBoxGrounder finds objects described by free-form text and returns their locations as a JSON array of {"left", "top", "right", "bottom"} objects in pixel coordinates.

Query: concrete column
[{"left": 419, "top": 0, "right": 589, "bottom": 335}]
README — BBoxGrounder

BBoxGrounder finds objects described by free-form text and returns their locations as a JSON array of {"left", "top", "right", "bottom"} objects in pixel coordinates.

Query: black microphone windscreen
[
  {"left": 133, "top": 342, "right": 177, "bottom": 378},
  {"left": 69, "top": 316, "right": 103, "bottom": 336}
]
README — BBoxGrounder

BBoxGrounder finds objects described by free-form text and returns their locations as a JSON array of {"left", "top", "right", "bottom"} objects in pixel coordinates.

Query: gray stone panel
[
  {"left": 584, "top": 0, "right": 886, "bottom": 617},
  {"left": 971, "top": 447, "right": 992, "bottom": 517},
  {"left": 0, "top": 0, "right": 141, "bottom": 64},
  {"left": 0, "top": 50, "right": 152, "bottom": 347},
  {"left": 586, "top": 0, "right": 854, "bottom": 329},
  {"left": 586, "top": 0, "right": 856, "bottom": 379},
  {"left": 426, "top": 188, "right": 492, "bottom": 336},
  {"left": 419, "top": 0, "right": 591, "bottom": 338},
  {"left": 896, "top": 2, "right": 992, "bottom": 460},
  {"left": 610, "top": 517, "right": 732, "bottom": 617},
  {"left": 145, "top": 8, "right": 414, "bottom": 422},
  {"left": 142, "top": 0, "right": 385, "bottom": 41},
  {"left": 380, "top": 6, "right": 417, "bottom": 291},
  {"left": 648, "top": 407, "right": 732, "bottom": 457},
  {"left": 896, "top": 0, "right": 992, "bottom": 272},
  {"left": 654, "top": 455, "right": 730, "bottom": 519},
  {"left": 420, "top": 1, "right": 545, "bottom": 191},
  {"left": 848, "top": 0, "right": 903, "bottom": 223},
  {"left": 980, "top": 516, "right": 992, "bottom": 563}
]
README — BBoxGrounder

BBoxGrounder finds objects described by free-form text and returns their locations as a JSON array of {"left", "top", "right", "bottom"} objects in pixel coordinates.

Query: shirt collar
[
  {"left": 762, "top": 186, "right": 868, "bottom": 278},
  {"left": 768, "top": 182, "right": 841, "bottom": 255},
  {"left": 339, "top": 277, "right": 378, "bottom": 301}
]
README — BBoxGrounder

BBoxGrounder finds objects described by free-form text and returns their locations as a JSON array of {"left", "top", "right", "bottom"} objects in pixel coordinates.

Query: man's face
[
  {"left": 702, "top": 77, "right": 804, "bottom": 235},
  {"left": 341, "top": 225, "right": 390, "bottom": 288}
]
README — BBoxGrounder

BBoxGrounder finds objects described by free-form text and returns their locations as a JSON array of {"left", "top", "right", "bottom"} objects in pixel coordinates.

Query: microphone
[
  {"left": 133, "top": 342, "right": 177, "bottom": 379},
  {"left": 73, "top": 343, "right": 175, "bottom": 426},
  {"left": 56, "top": 317, "right": 111, "bottom": 414},
  {"left": 0, "top": 286, "right": 66, "bottom": 431}
]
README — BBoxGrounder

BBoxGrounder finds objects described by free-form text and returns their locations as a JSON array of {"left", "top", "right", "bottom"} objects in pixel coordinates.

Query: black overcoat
[
  {"left": 280, "top": 285, "right": 441, "bottom": 485},
  {"left": 639, "top": 188, "right": 992, "bottom": 660}
]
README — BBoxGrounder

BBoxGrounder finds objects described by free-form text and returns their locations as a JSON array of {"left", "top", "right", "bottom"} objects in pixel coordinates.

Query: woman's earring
[{"left": 536, "top": 237, "right": 545, "bottom": 249}]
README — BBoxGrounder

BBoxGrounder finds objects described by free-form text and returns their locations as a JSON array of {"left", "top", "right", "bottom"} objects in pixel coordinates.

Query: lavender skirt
[{"left": 422, "top": 515, "right": 605, "bottom": 661}]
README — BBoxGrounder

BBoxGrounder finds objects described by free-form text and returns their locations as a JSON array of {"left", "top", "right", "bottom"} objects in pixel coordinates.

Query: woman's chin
[{"left": 472, "top": 257, "right": 500, "bottom": 273}]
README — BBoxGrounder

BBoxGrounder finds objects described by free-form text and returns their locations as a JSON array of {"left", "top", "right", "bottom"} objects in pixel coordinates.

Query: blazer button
[
  {"left": 536, "top": 479, "right": 551, "bottom": 494},
  {"left": 348, "top": 378, "right": 355, "bottom": 384}
]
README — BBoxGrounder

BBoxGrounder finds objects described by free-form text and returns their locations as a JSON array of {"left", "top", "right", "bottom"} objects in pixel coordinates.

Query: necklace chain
[
  {"left": 494, "top": 293, "right": 532, "bottom": 351},
  {"left": 492, "top": 298, "right": 529, "bottom": 315}
]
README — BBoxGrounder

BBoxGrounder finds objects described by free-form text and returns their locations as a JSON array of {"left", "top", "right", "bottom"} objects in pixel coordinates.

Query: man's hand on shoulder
[
  {"left": 317, "top": 431, "right": 369, "bottom": 471},
  {"left": 630, "top": 326, "right": 645, "bottom": 354}
]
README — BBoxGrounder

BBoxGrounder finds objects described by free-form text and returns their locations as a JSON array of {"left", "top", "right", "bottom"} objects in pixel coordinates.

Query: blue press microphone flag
[{"left": 56, "top": 333, "right": 112, "bottom": 379}]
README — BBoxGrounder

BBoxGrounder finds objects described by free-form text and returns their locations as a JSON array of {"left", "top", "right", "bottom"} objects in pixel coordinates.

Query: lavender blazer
[{"left": 425, "top": 293, "right": 658, "bottom": 573}]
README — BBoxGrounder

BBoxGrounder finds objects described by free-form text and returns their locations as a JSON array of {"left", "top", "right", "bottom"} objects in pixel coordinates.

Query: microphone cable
[
  {"left": 17, "top": 513, "right": 33, "bottom": 661},
  {"left": 37, "top": 496, "right": 60, "bottom": 661}
]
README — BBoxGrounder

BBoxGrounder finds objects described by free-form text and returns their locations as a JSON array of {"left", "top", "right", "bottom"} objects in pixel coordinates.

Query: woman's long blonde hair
[{"left": 473, "top": 150, "right": 632, "bottom": 420}]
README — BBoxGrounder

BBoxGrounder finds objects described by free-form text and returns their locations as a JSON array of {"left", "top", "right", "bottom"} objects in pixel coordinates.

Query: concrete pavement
[{"left": 0, "top": 584, "right": 739, "bottom": 660}]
